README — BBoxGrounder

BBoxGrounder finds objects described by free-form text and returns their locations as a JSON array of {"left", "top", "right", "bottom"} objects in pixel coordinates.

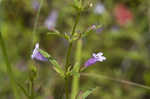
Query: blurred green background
[{"left": 1, "top": 0, "right": 150, "bottom": 99}]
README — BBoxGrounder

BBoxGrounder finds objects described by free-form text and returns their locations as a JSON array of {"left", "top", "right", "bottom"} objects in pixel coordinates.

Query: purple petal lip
[
  {"left": 84, "top": 52, "right": 106, "bottom": 67},
  {"left": 31, "top": 43, "right": 48, "bottom": 61}
]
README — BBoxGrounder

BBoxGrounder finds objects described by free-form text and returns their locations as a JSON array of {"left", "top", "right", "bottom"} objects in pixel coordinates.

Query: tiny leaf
[
  {"left": 49, "top": 59, "right": 65, "bottom": 77},
  {"left": 38, "top": 49, "right": 51, "bottom": 58},
  {"left": 47, "top": 31, "right": 70, "bottom": 41},
  {"left": 71, "top": 71, "right": 80, "bottom": 78},
  {"left": 82, "top": 25, "right": 103, "bottom": 37},
  {"left": 80, "top": 87, "right": 98, "bottom": 99},
  {"left": 38, "top": 49, "right": 64, "bottom": 77}
]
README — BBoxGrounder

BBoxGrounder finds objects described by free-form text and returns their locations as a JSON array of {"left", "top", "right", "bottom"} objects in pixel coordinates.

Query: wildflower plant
[
  {"left": 30, "top": 0, "right": 106, "bottom": 99},
  {"left": 1, "top": 0, "right": 150, "bottom": 99}
]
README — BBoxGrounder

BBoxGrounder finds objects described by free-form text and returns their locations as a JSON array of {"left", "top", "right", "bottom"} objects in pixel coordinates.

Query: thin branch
[{"left": 81, "top": 73, "right": 150, "bottom": 90}]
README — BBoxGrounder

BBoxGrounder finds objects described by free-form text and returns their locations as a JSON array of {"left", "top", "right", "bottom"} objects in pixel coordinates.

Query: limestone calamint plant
[
  {"left": 31, "top": 43, "right": 106, "bottom": 99},
  {"left": 31, "top": 23, "right": 105, "bottom": 99},
  {"left": 30, "top": 0, "right": 105, "bottom": 99}
]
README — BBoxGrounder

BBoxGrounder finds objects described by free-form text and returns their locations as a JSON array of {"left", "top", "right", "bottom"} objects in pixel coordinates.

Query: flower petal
[
  {"left": 31, "top": 43, "right": 48, "bottom": 61},
  {"left": 84, "top": 58, "right": 97, "bottom": 67}
]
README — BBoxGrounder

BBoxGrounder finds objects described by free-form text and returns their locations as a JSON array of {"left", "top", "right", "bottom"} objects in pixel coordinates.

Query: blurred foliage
[{"left": 1, "top": 0, "right": 150, "bottom": 99}]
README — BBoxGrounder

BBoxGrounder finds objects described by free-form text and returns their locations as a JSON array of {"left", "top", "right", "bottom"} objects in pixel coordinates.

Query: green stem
[
  {"left": 65, "top": 11, "right": 81, "bottom": 99},
  {"left": 16, "top": 82, "right": 30, "bottom": 98},
  {"left": 0, "top": 32, "right": 19, "bottom": 99},
  {"left": 0, "top": 2, "right": 30, "bottom": 98},
  {"left": 71, "top": 39, "right": 82, "bottom": 99},
  {"left": 32, "top": 0, "right": 43, "bottom": 46},
  {"left": 65, "top": 12, "right": 81, "bottom": 70},
  {"left": 65, "top": 42, "right": 73, "bottom": 70},
  {"left": 30, "top": 0, "right": 43, "bottom": 98},
  {"left": 71, "top": 12, "right": 81, "bottom": 36},
  {"left": 30, "top": 79, "right": 34, "bottom": 99},
  {"left": 65, "top": 77, "right": 69, "bottom": 99},
  {"left": 81, "top": 73, "right": 150, "bottom": 90}
]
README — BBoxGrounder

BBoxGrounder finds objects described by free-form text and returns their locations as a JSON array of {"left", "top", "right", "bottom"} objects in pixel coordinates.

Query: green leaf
[
  {"left": 82, "top": 25, "right": 103, "bottom": 37},
  {"left": 38, "top": 49, "right": 64, "bottom": 77},
  {"left": 29, "top": 65, "right": 37, "bottom": 81},
  {"left": 38, "top": 49, "right": 51, "bottom": 58},
  {"left": 69, "top": 62, "right": 80, "bottom": 77},
  {"left": 73, "top": 62, "right": 80, "bottom": 72},
  {"left": 73, "top": 0, "right": 83, "bottom": 11},
  {"left": 80, "top": 87, "right": 98, "bottom": 99},
  {"left": 50, "top": 59, "right": 65, "bottom": 77},
  {"left": 53, "top": 66, "right": 65, "bottom": 77},
  {"left": 71, "top": 32, "right": 81, "bottom": 42},
  {"left": 47, "top": 32, "right": 59, "bottom": 35},
  {"left": 47, "top": 31, "right": 70, "bottom": 41},
  {"left": 71, "top": 71, "right": 80, "bottom": 78},
  {"left": 16, "top": 82, "right": 30, "bottom": 98},
  {"left": 64, "top": 33, "right": 70, "bottom": 41}
]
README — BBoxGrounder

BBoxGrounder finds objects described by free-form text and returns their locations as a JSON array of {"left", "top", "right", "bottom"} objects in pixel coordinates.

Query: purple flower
[
  {"left": 32, "top": 0, "right": 40, "bottom": 11},
  {"left": 94, "top": 3, "right": 105, "bottom": 14},
  {"left": 111, "top": 26, "right": 120, "bottom": 32},
  {"left": 31, "top": 43, "right": 48, "bottom": 61},
  {"left": 44, "top": 10, "right": 58, "bottom": 30},
  {"left": 96, "top": 27, "right": 104, "bottom": 33},
  {"left": 84, "top": 52, "right": 106, "bottom": 67},
  {"left": 89, "top": 25, "right": 104, "bottom": 33},
  {"left": 90, "top": 25, "right": 97, "bottom": 30}
]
